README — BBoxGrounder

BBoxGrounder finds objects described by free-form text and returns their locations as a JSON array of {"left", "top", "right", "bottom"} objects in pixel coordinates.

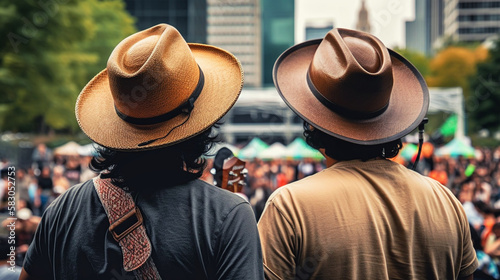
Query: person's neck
[
  {"left": 319, "top": 149, "right": 384, "bottom": 168},
  {"left": 319, "top": 149, "right": 339, "bottom": 168}
]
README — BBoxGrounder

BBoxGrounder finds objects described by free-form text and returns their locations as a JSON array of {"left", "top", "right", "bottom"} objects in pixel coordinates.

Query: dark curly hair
[
  {"left": 303, "top": 122, "right": 402, "bottom": 161},
  {"left": 90, "top": 124, "right": 220, "bottom": 190}
]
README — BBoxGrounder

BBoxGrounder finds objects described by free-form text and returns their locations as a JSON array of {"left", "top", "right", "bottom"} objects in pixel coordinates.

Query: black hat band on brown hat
[{"left": 306, "top": 71, "right": 388, "bottom": 120}]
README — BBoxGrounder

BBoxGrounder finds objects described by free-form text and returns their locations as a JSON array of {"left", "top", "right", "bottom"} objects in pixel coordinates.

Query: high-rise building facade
[
  {"left": 212, "top": 0, "right": 296, "bottom": 143},
  {"left": 444, "top": 0, "right": 500, "bottom": 43},
  {"left": 124, "top": 0, "right": 207, "bottom": 44},
  {"left": 406, "top": 0, "right": 444, "bottom": 55},
  {"left": 207, "top": 0, "right": 262, "bottom": 87},
  {"left": 406, "top": 0, "right": 431, "bottom": 54},
  {"left": 207, "top": 0, "right": 294, "bottom": 88},
  {"left": 261, "top": 0, "right": 295, "bottom": 86},
  {"left": 430, "top": 0, "right": 445, "bottom": 49},
  {"left": 305, "top": 20, "right": 334, "bottom": 41}
]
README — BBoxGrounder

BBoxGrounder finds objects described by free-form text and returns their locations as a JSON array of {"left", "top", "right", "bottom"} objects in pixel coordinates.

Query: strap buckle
[{"left": 109, "top": 207, "right": 144, "bottom": 241}]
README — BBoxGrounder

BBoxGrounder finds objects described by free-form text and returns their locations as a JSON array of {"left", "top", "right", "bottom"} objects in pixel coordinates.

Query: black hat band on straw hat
[
  {"left": 115, "top": 65, "right": 205, "bottom": 126},
  {"left": 124, "top": 65, "right": 205, "bottom": 147}
]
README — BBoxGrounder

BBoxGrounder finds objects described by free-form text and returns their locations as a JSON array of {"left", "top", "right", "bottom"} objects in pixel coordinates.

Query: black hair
[
  {"left": 303, "top": 121, "right": 402, "bottom": 161},
  {"left": 469, "top": 224, "right": 483, "bottom": 251},
  {"left": 90, "top": 124, "right": 220, "bottom": 190},
  {"left": 473, "top": 200, "right": 492, "bottom": 215}
]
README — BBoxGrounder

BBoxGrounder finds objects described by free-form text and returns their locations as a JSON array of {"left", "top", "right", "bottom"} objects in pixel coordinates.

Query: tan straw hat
[
  {"left": 76, "top": 24, "right": 243, "bottom": 150},
  {"left": 274, "top": 28, "right": 429, "bottom": 145}
]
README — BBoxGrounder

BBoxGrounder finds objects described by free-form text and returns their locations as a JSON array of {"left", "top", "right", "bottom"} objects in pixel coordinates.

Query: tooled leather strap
[{"left": 93, "top": 175, "right": 162, "bottom": 280}]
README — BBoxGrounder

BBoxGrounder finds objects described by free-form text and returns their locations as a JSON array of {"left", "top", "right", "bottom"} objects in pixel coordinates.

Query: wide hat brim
[
  {"left": 76, "top": 44, "right": 243, "bottom": 151},
  {"left": 274, "top": 39, "right": 429, "bottom": 145}
]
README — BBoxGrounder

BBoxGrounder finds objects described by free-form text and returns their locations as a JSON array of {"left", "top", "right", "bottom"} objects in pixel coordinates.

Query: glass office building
[
  {"left": 124, "top": 0, "right": 207, "bottom": 43},
  {"left": 444, "top": 0, "right": 500, "bottom": 43},
  {"left": 261, "top": 0, "right": 295, "bottom": 86}
]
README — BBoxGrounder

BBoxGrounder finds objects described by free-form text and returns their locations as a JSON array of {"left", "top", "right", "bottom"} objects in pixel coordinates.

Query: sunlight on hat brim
[{"left": 76, "top": 44, "right": 243, "bottom": 151}]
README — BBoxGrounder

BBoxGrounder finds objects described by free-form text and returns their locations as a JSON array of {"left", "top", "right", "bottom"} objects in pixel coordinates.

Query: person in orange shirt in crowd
[{"left": 428, "top": 160, "right": 448, "bottom": 186}]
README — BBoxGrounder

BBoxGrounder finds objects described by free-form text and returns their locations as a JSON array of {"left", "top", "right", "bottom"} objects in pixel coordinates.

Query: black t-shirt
[{"left": 24, "top": 178, "right": 264, "bottom": 279}]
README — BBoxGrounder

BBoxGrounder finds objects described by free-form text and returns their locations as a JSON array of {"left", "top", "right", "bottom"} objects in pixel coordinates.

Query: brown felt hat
[
  {"left": 76, "top": 24, "right": 243, "bottom": 150},
  {"left": 273, "top": 28, "right": 429, "bottom": 145}
]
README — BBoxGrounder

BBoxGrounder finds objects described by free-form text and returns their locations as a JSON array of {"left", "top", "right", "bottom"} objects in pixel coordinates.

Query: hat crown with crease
[
  {"left": 75, "top": 24, "right": 243, "bottom": 150},
  {"left": 273, "top": 28, "right": 429, "bottom": 145},
  {"left": 108, "top": 24, "right": 199, "bottom": 119},
  {"left": 308, "top": 28, "right": 394, "bottom": 116}
]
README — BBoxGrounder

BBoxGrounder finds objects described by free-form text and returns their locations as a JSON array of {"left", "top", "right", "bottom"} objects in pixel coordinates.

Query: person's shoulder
[
  {"left": 44, "top": 178, "right": 96, "bottom": 213},
  {"left": 189, "top": 179, "right": 249, "bottom": 206},
  {"left": 56, "top": 178, "right": 95, "bottom": 198},
  {"left": 273, "top": 166, "right": 340, "bottom": 194},
  {"left": 392, "top": 165, "right": 462, "bottom": 206},
  {"left": 419, "top": 173, "right": 457, "bottom": 196},
  {"left": 264, "top": 173, "right": 322, "bottom": 206},
  {"left": 186, "top": 180, "right": 254, "bottom": 225}
]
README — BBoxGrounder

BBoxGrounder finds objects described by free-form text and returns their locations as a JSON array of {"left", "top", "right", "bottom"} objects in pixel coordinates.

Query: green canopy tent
[
  {"left": 238, "top": 137, "right": 269, "bottom": 160},
  {"left": 258, "top": 142, "right": 288, "bottom": 161},
  {"left": 435, "top": 138, "right": 475, "bottom": 158},
  {"left": 285, "top": 138, "right": 324, "bottom": 160}
]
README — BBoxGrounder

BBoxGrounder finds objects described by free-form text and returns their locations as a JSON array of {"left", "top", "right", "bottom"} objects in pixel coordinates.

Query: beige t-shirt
[{"left": 258, "top": 159, "right": 478, "bottom": 280}]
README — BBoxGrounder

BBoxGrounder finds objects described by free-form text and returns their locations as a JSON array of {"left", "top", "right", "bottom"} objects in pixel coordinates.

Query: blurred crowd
[
  {"left": 0, "top": 143, "right": 97, "bottom": 268},
  {"left": 2, "top": 141, "right": 500, "bottom": 278}
]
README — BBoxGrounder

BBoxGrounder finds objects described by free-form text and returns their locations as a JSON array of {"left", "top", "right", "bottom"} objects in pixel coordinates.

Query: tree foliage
[
  {"left": 469, "top": 38, "right": 500, "bottom": 132},
  {"left": 392, "top": 48, "right": 430, "bottom": 78},
  {"left": 0, "top": 0, "right": 135, "bottom": 133},
  {"left": 426, "top": 45, "right": 487, "bottom": 99}
]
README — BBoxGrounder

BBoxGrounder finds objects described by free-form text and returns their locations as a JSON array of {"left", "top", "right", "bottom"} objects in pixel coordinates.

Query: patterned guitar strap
[{"left": 93, "top": 175, "right": 162, "bottom": 280}]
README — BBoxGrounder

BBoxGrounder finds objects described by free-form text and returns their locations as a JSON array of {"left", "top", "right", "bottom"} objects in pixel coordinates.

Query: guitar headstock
[{"left": 221, "top": 156, "right": 247, "bottom": 193}]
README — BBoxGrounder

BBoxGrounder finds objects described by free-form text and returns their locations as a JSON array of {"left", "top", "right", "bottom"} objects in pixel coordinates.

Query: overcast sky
[{"left": 296, "top": 0, "right": 415, "bottom": 48}]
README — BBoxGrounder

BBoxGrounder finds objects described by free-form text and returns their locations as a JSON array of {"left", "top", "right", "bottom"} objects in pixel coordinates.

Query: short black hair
[
  {"left": 90, "top": 124, "right": 220, "bottom": 190},
  {"left": 303, "top": 121, "right": 402, "bottom": 161}
]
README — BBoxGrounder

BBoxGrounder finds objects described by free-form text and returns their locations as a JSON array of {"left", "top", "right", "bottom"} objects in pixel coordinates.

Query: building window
[
  {"left": 458, "top": 26, "right": 500, "bottom": 34},
  {"left": 458, "top": 14, "right": 500, "bottom": 21},
  {"left": 459, "top": 2, "right": 500, "bottom": 9}
]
